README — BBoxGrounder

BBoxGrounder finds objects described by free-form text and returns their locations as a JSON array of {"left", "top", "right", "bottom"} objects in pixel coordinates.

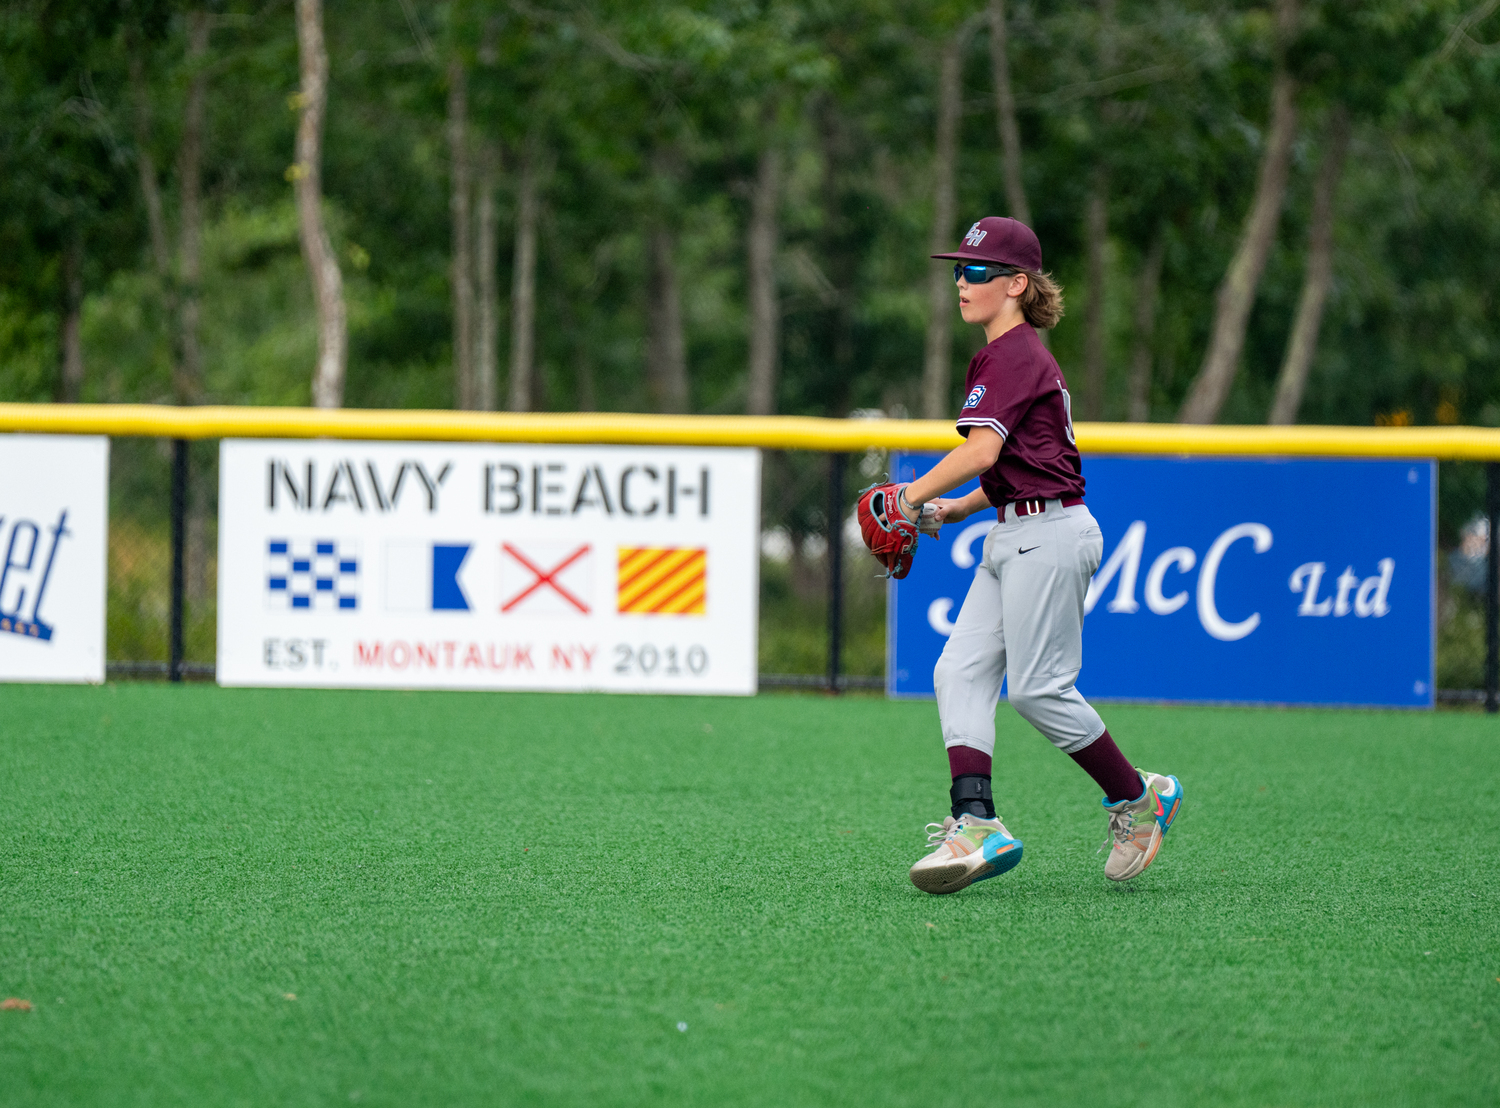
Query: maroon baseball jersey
[{"left": 955, "top": 322, "right": 1086, "bottom": 506}]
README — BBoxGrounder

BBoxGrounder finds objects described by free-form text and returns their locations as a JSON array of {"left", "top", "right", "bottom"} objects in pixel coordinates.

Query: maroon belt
[{"left": 1008, "top": 496, "right": 1084, "bottom": 518}]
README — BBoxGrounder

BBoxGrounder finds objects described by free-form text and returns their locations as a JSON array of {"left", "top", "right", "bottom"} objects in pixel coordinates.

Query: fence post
[
  {"left": 826, "top": 452, "right": 846, "bottom": 694},
  {"left": 1487, "top": 462, "right": 1499, "bottom": 713},
  {"left": 170, "top": 439, "right": 188, "bottom": 683}
]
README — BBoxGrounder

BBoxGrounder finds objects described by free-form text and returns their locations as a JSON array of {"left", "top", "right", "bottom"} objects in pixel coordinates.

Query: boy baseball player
[{"left": 857, "top": 216, "right": 1182, "bottom": 894}]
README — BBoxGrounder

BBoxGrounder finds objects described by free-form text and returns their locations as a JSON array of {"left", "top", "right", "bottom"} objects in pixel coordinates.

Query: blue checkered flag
[{"left": 265, "top": 538, "right": 360, "bottom": 611}]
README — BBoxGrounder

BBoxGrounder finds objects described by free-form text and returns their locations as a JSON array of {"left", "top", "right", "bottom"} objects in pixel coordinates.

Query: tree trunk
[
  {"left": 474, "top": 139, "right": 500, "bottom": 412},
  {"left": 127, "top": 51, "right": 172, "bottom": 289},
  {"left": 1178, "top": 1, "right": 1299, "bottom": 424},
  {"left": 1126, "top": 228, "right": 1167, "bottom": 422},
  {"left": 293, "top": 0, "right": 347, "bottom": 410},
  {"left": 447, "top": 58, "right": 475, "bottom": 410},
  {"left": 176, "top": 8, "right": 208, "bottom": 407},
  {"left": 646, "top": 223, "right": 689, "bottom": 413},
  {"left": 507, "top": 137, "right": 540, "bottom": 412},
  {"left": 1269, "top": 105, "right": 1349, "bottom": 426},
  {"left": 987, "top": 0, "right": 1030, "bottom": 227},
  {"left": 1082, "top": 165, "right": 1109, "bottom": 420},
  {"left": 1081, "top": 0, "right": 1119, "bottom": 401},
  {"left": 57, "top": 231, "right": 84, "bottom": 403},
  {"left": 921, "top": 29, "right": 965, "bottom": 419},
  {"left": 746, "top": 140, "right": 782, "bottom": 416},
  {"left": 815, "top": 98, "right": 858, "bottom": 396},
  {"left": 180, "top": 11, "right": 211, "bottom": 605},
  {"left": 575, "top": 347, "right": 597, "bottom": 412},
  {"left": 126, "top": 45, "right": 184, "bottom": 393}
]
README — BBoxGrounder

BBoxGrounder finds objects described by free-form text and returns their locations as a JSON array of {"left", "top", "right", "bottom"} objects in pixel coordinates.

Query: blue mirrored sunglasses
[{"left": 954, "top": 263, "right": 1020, "bottom": 284}]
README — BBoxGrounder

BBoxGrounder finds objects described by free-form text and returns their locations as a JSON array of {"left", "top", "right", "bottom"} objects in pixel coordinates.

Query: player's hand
[{"left": 927, "top": 497, "right": 971, "bottom": 525}]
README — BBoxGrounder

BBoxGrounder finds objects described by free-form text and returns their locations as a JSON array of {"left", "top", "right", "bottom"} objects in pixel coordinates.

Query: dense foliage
[{"left": 3, "top": 0, "right": 1496, "bottom": 424}]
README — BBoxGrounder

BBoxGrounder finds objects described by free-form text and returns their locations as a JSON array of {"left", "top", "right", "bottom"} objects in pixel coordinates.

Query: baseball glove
[{"left": 857, "top": 483, "right": 922, "bottom": 579}]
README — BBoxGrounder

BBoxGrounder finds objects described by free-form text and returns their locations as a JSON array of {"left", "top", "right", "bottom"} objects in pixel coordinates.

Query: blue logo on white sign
[
  {"left": 0, "top": 509, "right": 69, "bottom": 641},
  {"left": 267, "top": 538, "right": 361, "bottom": 611},
  {"left": 963, "top": 385, "right": 986, "bottom": 410}
]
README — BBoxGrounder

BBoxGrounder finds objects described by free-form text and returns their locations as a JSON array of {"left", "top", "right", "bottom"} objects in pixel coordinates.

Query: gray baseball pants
[{"left": 934, "top": 499, "right": 1107, "bottom": 755}]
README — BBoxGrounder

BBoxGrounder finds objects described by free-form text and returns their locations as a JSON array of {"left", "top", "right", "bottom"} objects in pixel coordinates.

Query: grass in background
[
  {"left": 758, "top": 551, "right": 885, "bottom": 678},
  {"left": 1439, "top": 584, "right": 1486, "bottom": 691},
  {"left": 106, "top": 519, "right": 217, "bottom": 665},
  {"left": 2, "top": 685, "right": 1496, "bottom": 1107}
]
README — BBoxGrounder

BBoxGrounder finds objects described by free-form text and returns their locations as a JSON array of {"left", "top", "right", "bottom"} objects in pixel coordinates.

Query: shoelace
[
  {"left": 1099, "top": 806, "right": 1139, "bottom": 854},
  {"left": 924, "top": 815, "right": 1000, "bottom": 848},
  {"left": 924, "top": 819, "right": 958, "bottom": 847}
]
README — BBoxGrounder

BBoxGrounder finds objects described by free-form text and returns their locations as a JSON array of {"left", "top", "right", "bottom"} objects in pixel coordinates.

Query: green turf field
[{"left": 2, "top": 685, "right": 1497, "bottom": 1107}]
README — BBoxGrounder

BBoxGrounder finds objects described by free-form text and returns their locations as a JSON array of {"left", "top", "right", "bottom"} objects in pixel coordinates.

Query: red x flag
[{"left": 500, "top": 543, "right": 592, "bottom": 614}]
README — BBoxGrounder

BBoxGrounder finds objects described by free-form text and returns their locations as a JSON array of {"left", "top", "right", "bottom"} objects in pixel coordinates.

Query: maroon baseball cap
[{"left": 932, "top": 216, "right": 1043, "bottom": 271}]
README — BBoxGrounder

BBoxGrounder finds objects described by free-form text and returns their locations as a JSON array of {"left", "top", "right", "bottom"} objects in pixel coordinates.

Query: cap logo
[
  {"left": 963, "top": 385, "right": 986, "bottom": 409},
  {"left": 963, "top": 223, "right": 988, "bottom": 248}
]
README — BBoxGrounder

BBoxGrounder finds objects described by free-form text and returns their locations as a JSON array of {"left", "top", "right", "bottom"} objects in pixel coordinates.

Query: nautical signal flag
[
  {"left": 501, "top": 542, "right": 593, "bottom": 616},
  {"left": 617, "top": 547, "right": 707, "bottom": 615},
  {"left": 267, "top": 538, "right": 360, "bottom": 611},
  {"left": 384, "top": 540, "right": 471, "bottom": 611}
]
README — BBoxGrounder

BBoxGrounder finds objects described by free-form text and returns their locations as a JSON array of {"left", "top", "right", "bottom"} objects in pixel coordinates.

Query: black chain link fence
[{"left": 106, "top": 438, "right": 217, "bottom": 679}]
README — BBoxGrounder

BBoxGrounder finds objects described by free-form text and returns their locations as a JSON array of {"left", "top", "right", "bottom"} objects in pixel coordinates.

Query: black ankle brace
[{"left": 950, "top": 774, "right": 995, "bottom": 819}]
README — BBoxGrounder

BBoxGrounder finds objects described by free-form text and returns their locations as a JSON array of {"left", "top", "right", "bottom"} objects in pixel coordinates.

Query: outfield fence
[{"left": 3, "top": 403, "right": 1498, "bottom": 707}]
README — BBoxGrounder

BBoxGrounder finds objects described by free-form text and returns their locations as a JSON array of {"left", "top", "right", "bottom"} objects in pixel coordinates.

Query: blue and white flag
[{"left": 384, "top": 541, "right": 471, "bottom": 612}]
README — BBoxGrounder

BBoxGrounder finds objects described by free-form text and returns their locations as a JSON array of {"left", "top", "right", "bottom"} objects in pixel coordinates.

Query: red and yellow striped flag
[{"left": 616, "top": 547, "right": 707, "bottom": 615}]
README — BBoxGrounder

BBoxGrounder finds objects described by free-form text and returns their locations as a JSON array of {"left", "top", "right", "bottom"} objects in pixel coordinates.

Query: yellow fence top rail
[{"left": 3, "top": 402, "right": 1500, "bottom": 459}]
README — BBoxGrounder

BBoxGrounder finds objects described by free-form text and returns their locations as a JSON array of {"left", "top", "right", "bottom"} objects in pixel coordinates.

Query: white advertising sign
[
  {"left": 217, "top": 440, "right": 760, "bottom": 694},
  {"left": 0, "top": 434, "right": 108, "bottom": 683}
]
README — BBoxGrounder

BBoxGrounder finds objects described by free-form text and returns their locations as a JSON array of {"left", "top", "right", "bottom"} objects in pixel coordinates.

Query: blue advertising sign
[{"left": 887, "top": 454, "right": 1435, "bottom": 708}]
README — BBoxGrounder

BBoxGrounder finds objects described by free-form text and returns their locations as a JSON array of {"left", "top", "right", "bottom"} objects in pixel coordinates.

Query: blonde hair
[{"left": 1018, "top": 270, "right": 1065, "bottom": 330}]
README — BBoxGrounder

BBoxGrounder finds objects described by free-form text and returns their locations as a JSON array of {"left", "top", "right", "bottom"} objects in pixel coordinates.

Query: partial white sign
[
  {"left": 217, "top": 440, "right": 760, "bottom": 694},
  {"left": 0, "top": 434, "right": 108, "bottom": 683}
]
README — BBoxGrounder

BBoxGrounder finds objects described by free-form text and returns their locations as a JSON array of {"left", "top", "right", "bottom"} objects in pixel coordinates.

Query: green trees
[
  {"left": 0, "top": 0, "right": 1496, "bottom": 431},
  {"left": 1178, "top": 0, "right": 1302, "bottom": 425}
]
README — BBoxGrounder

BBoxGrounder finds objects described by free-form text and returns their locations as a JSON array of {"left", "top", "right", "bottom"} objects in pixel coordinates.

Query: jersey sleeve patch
[{"left": 962, "top": 385, "right": 987, "bottom": 410}]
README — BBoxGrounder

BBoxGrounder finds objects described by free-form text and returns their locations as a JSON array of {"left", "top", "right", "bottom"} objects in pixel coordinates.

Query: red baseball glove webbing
[{"left": 856, "top": 482, "right": 921, "bottom": 579}]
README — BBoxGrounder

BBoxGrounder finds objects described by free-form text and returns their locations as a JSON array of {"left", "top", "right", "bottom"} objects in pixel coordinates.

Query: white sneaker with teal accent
[
  {"left": 908, "top": 813, "right": 1024, "bottom": 895},
  {"left": 1101, "top": 770, "right": 1183, "bottom": 882}
]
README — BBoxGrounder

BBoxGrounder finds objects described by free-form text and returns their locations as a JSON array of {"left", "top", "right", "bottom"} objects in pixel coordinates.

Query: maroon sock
[
  {"left": 946, "top": 745, "right": 994, "bottom": 818},
  {"left": 1068, "top": 730, "right": 1143, "bottom": 804},
  {"left": 946, "top": 744, "right": 992, "bottom": 778}
]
